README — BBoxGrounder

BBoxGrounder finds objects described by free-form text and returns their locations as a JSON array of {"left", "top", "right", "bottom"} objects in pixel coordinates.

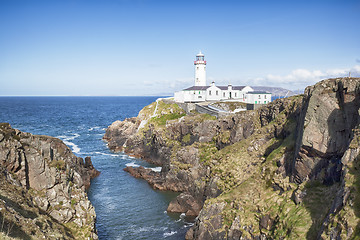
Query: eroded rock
[{"left": 0, "top": 123, "right": 99, "bottom": 239}]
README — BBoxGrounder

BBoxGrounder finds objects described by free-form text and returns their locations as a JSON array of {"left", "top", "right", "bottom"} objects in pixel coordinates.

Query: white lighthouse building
[
  {"left": 174, "top": 52, "right": 271, "bottom": 104},
  {"left": 194, "top": 51, "right": 207, "bottom": 86}
]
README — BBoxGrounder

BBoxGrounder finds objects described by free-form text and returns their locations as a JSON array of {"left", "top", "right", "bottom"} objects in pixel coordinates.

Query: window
[
  {"left": 209, "top": 90, "right": 212, "bottom": 95},
  {"left": 255, "top": 101, "right": 257, "bottom": 104},
  {"left": 194, "top": 91, "right": 196, "bottom": 94},
  {"left": 235, "top": 93, "right": 237, "bottom": 97},
  {"left": 216, "top": 90, "right": 218, "bottom": 95},
  {"left": 264, "top": 95, "right": 267, "bottom": 99},
  {"left": 264, "top": 101, "right": 266, "bottom": 104},
  {"left": 258, "top": 95, "right": 261, "bottom": 99},
  {"left": 197, "top": 67, "right": 199, "bottom": 70},
  {"left": 223, "top": 92, "right": 225, "bottom": 97},
  {"left": 199, "top": 91, "right": 201, "bottom": 94}
]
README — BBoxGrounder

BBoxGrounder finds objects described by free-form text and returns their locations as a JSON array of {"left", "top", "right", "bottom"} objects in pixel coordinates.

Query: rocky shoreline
[
  {"left": 0, "top": 123, "right": 99, "bottom": 239},
  {"left": 104, "top": 77, "right": 360, "bottom": 239}
]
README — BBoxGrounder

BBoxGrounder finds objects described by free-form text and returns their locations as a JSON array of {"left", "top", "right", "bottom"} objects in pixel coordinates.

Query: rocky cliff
[
  {"left": 0, "top": 123, "right": 99, "bottom": 239},
  {"left": 104, "top": 77, "right": 360, "bottom": 239}
]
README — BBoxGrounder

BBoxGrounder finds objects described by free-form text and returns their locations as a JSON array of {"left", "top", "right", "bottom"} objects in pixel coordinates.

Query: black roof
[
  {"left": 183, "top": 85, "right": 247, "bottom": 91},
  {"left": 183, "top": 86, "right": 209, "bottom": 91},
  {"left": 217, "top": 86, "right": 246, "bottom": 90}
]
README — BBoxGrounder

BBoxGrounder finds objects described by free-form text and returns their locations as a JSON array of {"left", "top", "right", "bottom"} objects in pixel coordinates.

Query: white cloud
[
  {"left": 253, "top": 65, "right": 360, "bottom": 90},
  {"left": 143, "top": 65, "right": 360, "bottom": 95}
]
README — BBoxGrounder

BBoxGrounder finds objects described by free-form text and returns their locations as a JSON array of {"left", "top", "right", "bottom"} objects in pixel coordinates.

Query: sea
[{"left": 0, "top": 96, "right": 193, "bottom": 240}]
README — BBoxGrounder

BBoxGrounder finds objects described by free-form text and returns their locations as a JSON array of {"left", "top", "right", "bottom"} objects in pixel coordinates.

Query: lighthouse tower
[{"left": 194, "top": 51, "right": 207, "bottom": 86}]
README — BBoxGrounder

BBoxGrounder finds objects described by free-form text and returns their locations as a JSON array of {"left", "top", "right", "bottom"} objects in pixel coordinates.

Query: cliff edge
[
  {"left": 104, "top": 77, "right": 360, "bottom": 239},
  {"left": 0, "top": 123, "right": 99, "bottom": 239}
]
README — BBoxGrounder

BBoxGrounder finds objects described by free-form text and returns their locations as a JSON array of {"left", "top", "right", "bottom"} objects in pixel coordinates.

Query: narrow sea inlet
[{"left": 0, "top": 96, "right": 192, "bottom": 239}]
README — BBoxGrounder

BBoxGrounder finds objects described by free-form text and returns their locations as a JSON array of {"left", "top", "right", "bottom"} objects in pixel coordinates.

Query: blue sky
[{"left": 0, "top": 0, "right": 359, "bottom": 96}]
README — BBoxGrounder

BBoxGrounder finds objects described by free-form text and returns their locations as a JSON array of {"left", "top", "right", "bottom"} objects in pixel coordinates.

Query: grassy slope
[
  {"left": 195, "top": 95, "right": 349, "bottom": 239},
  {"left": 131, "top": 97, "right": 359, "bottom": 239}
]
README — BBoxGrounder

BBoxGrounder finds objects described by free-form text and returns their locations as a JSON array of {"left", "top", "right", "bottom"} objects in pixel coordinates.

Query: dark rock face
[
  {"left": 124, "top": 166, "right": 166, "bottom": 190},
  {"left": 104, "top": 77, "right": 360, "bottom": 240},
  {"left": 104, "top": 94, "right": 303, "bottom": 217},
  {"left": 103, "top": 117, "right": 139, "bottom": 152},
  {"left": 0, "top": 123, "right": 99, "bottom": 239},
  {"left": 188, "top": 202, "right": 227, "bottom": 240},
  {"left": 292, "top": 78, "right": 360, "bottom": 184},
  {"left": 167, "top": 193, "right": 202, "bottom": 216},
  {"left": 84, "top": 156, "right": 101, "bottom": 188}
]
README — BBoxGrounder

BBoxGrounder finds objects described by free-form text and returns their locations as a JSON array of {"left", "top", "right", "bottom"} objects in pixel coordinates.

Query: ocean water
[{"left": 0, "top": 96, "right": 193, "bottom": 240}]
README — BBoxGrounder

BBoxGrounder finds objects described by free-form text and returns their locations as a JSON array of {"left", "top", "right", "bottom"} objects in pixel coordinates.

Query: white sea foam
[
  {"left": 125, "top": 162, "right": 140, "bottom": 168},
  {"left": 138, "top": 227, "right": 153, "bottom": 232},
  {"left": 88, "top": 126, "right": 101, "bottom": 131},
  {"left": 63, "top": 140, "right": 81, "bottom": 154},
  {"left": 163, "top": 231, "right": 177, "bottom": 237},
  {"left": 184, "top": 222, "right": 195, "bottom": 227},
  {"left": 56, "top": 133, "right": 80, "bottom": 141},
  {"left": 94, "top": 151, "right": 119, "bottom": 157},
  {"left": 150, "top": 167, "right": 162, "bottom": 172},
  {"left": 57, "top": 134, "right": 81, "bottom": 154},
  {"left": 125, "top": 162, "right": 162, "bottom": 172},
  {"left": 180, "top": 213, "right": 186, "bottom": 218}
]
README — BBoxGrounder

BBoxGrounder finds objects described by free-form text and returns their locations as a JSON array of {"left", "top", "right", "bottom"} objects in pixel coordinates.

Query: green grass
[
  {"left": 265, "top": 133, "right": 295, "bottom": 163},
  {"left": 151, "top": 113, "right": 186, "bottom": 126},
  {"left": 182, "top": 133, "right": 191, "bottom": 143},
  {"left": 49, "top": 160, "right": 66, "bottom": 171}
]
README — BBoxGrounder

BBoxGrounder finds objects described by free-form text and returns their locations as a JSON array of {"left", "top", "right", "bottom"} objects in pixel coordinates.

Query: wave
[
  {"left": 94, "top": 151, "right": 119, "bottom": 157},
  {"left": 127, "top": 225, "right": 167, "bottom": 234},
  {"left": 184, "top": 222, "right": 194, "bottom": 227},
  {"left": 125, "top": 162, "right": 162, "bottom": 172},
  {"left": 150, "top": 167, "right": 162, "bottom": 172},
  {"left": 163, "top": 231, "right": 177, "bottom": 237},
  {"left": 57, "top": 133, "right": 80, "bottom": 141},
  {"left": 57, "top": 134, "right": 81, "bottom": 154},
  {"left": 63, "top": 140, "right": 81, "bottom": 154},
  {"left": 125, "top": 162, "right": 140, "bottom": 168},
  {"left": 88, "top": 126, "right": 101, "bottom": 131}
]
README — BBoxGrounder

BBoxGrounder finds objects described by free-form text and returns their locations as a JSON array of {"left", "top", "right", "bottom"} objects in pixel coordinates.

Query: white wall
[
  {"left": 176, "top": 85, "right": 272, "bottom": 104},
  {"left": 206, "top": 85, "right": 222, "bottom": 101},
  {"left": 174, "top": 91, "right": 184, "bottom": 102},
  {"left": 246, "top": 93, "right": 272, "bottom": 104},
  {"left": 194, "top": 63, "right": 206, "bottom": 86},
  {"left": 185, "top": 90, "right": 206, "bottom": 102}
]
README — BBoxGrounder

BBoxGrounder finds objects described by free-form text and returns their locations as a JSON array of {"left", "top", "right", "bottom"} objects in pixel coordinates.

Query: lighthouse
[{"left": 194, "top": 51, "right": 207, "bottom": 86}]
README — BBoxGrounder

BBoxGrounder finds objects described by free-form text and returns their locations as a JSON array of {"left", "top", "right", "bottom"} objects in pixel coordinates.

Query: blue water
[{"left": 0, "top": 96, "right": 192, "bottom": 240}]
